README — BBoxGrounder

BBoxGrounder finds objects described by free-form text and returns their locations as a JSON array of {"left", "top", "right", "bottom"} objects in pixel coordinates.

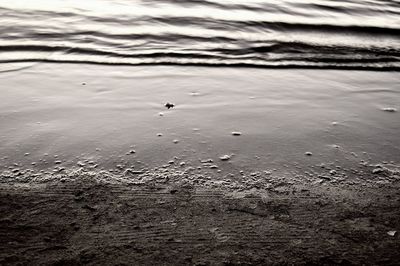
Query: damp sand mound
[{"left": 2, "top": 160, "right": 399, "bottom": 190}]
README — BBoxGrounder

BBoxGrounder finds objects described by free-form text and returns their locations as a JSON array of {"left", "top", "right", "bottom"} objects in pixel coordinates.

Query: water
[
  {"left": 0, "top": 0, "right": 399, "bottom": 70},
  {"left": 0, "top": 1, "right": 399, "bottom": 173}
]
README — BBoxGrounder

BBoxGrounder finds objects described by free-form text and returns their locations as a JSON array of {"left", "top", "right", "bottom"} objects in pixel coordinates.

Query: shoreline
[{"left": 1, "top": 63, "right": 399, "bottom": 264}]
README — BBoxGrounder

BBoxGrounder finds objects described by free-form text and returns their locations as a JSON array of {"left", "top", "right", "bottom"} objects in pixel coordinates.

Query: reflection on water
[
  {"left": 0, "top": 0, "right": 399, "bottom": 69},
  {"left": 0, "top": 64, "right": 399, "bottom": 172}
]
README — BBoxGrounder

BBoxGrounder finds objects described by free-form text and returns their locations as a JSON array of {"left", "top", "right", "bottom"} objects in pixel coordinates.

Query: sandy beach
[{"left": 0, "top": 63, "right": 399, "bottom": 264}]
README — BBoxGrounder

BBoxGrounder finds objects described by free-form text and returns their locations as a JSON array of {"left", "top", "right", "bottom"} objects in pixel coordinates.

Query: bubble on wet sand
[
  {"left": 231, "top": 132, "right": 242, "bottom": 136},
  {"left": 382, "top": 107, "right": 397, "bottom": 112},
  {"left": 305, "top": 152, "right": 313, "bottom": 156},
  {"left": 157, "top": 133, "right": 163, "bottom": 137},
  {"left": 219, "top": 155, "right": 231, "bottom": 161},
  {"left": 124, "top": 168, "right": 144, "bottom": 175},
  {"left": 173, "top": 139, "right": 179, "bottom": 144}
]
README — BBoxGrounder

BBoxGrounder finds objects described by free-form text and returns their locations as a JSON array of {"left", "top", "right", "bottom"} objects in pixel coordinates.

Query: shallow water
[
  {"left": 0, "top": 64, "right": 399, "bottom": 175},
  {"left": 0, "top": 0, "right": 399, "bottom": 69}
]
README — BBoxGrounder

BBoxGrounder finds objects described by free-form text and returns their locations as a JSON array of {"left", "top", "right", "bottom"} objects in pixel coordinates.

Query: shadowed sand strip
[{"left": 1, "top": 163, "right": 400, "bottom": 265}]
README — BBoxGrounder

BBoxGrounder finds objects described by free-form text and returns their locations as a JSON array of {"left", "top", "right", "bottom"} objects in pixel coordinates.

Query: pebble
[
  {"left": 387, "top": 231, "right": 397, "bottom": 237},
  {"left": 54, "top": 160, "right": 62, "bottom": 164},
  {"left": 173, "top": 139, "right": 179, "bottom": 144},
  {"left": 179, "top": 162, "right": 186, "bottom": 167},
  {"left": 157, "top": 133, "right": 163, "bottom": 137},
  {"left": 210, "top": 165, "right": 219, "bottom": 169},
  {"left": 201, "top": 159, "right": 213, "bottom": 163},
  {"left": 158, "top": 112, "right": 164, "bottom": 116},
  {"left": 372, "top": 168, "right": 384, "bottom": 174},
  {"left": 219, "top": 155, "right": 231, "bottom": 161},
  {"left": 231, "top": 132, "right": 242, "bottom": 136},
  {"left": 127, "top": 150, "right": 136, "bottom": 154},
  {"left": 305, "top": 152, "right": 313, "bottom": 156},
  {"left": 329, "top": 170, "right": 337, "bottom": 175},
  {"left": 24, "top": 153, "right": 30, "bottom": 156}
]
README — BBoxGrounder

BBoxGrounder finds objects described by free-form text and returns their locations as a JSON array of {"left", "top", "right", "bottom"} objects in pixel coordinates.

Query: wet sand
[{"left": 1, "top": 63, "right": 400, "bottom": 265}]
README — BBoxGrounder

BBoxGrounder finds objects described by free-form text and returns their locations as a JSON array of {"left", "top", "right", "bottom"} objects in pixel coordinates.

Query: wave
[
  {"left": 0, "top": 41, "right": 399, "bottom": 70},
  {"left": 0, "top": 0, "right": 399, "bottom": 70}
]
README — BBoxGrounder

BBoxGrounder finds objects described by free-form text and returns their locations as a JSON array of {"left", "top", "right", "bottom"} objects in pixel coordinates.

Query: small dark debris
[
  {"left": 165, "top": 102, "right": 175, "bottom": 109},
  {"left": 127, "top": 150, "right": 136, "bottom": 155}
]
